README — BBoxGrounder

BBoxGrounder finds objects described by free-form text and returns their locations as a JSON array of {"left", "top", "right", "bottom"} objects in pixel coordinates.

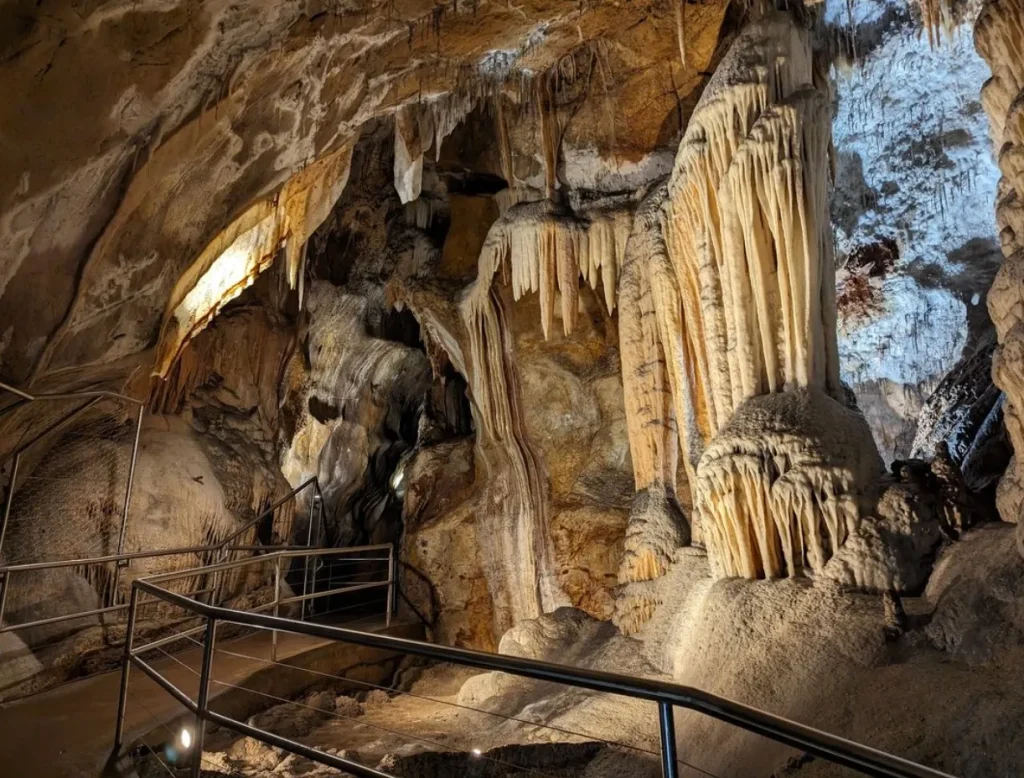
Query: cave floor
[
  {"left": 196, "top": 663, "right": 662, "bottom": 777},
  {"left": 0, "top": 618, "right": 418, "bottom": 778}
]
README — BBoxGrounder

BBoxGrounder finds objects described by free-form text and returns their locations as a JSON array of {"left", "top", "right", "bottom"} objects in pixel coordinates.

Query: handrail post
[
  {"left": 386, "top": 544, "right": 396, "bottom": 628},
  {"left": 0, "top": 451, "right": 17, "bottom": 630},
  {"left": 658, "top": 701, "right": 679, "bottom": 778},
  {"left": 190, "top": 616, "right": 217, "bottom": 778},
  {"left": 110, "top": 404, "right": 144, "bottom": 617},
  {"left": 0, "top": 452, "right": 20, "bottom": 564},
  {"left": 272, "top": 555, "right": 282, "bottom": 662},
  {"left": 113, "top": 586, "right": 140, "bottom": 754},
  {"left": 0, "top": 569, "right": 9, "bottom": 630},
  {"left": 302, "top": 493, "right": 317, "bottom": 621}
]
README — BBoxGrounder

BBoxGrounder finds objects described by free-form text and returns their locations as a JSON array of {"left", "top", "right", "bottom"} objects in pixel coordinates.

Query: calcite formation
[
  {"left": 977, "top": 0, "right": 1024, "bottom": 540},
  {"left": 615, "top": 15, "right": 879, "bottom": 582},
  {"left": 697, "top": 390, "right": 882, "bottom": 579},
  {"left": 154, "top": 145, "right": 354, "bottom": 376}
]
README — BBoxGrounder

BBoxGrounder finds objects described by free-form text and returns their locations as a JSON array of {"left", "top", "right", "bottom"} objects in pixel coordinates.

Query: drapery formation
[
  {"left": 977, "top": 0, "right": 1024, "bottom": 535},
  {"left": 154, "top": 144, "right": 353, "bottom": 377},
  {"left": 620, "top": 15, "right": 878, "bottom": 581}
]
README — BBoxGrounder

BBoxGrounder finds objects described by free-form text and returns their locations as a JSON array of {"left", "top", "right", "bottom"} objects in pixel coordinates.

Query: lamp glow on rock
[{"left": 153, "top": 144, "right": 354, "bottom": 378}]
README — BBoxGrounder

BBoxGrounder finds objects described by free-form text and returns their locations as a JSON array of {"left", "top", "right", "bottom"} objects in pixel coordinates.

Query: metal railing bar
[
  {"left": 133, "top": 579, "right": 953, "bottom": 778},
  {"left": 0, "top": 540, "right": 353, "bottom": 635},
  {"left": 190, "top": 633, "right": 695, "bottom": 772},
  {"left": 0, "top": 544, "right": 228, "bottom": 574},
  {"left": 132, "top": 622, "right": 211, "bottom": 656},
  {"left": 0, "top": 603, "right": 127, "bottom": 633},
  {"left": 277, "top": 580, "right": 389, "bottom": 606},
  {"left": 218, "top": 477, "right": 319, "bottom": 549},
  {"left": 140, "top": 544, "right": 393, "bottom": 585},
  {"left": 205, "top": 710, "right": 393, "bottom": 778},
  {"left": 131, "top": 598, "right": 286, "bottom": 656},
  {"left": 129, "top": 654, "right": 199, "bottom": 714},
  {"left": 0, "top": 592, "right": 190, "bottom": 636},
  {"left": 0, "top": 380, "right": 145, "bottom": 407}
]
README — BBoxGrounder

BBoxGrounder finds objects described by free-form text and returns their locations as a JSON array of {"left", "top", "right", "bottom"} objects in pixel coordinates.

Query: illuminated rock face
[
  {"left": 614, "top": 15, "right": 882, "bottom": 583},
  {"left": 696, "top": 390, "right": 882, "bottom": 579},
  {"left": 977, "top": 0, "right": 1024, "bottom": 542}
]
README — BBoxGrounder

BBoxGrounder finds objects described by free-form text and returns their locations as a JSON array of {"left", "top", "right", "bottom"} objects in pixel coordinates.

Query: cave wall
[
  {"left": 976, "top": 0, "right": 1024, "bottom": 543},
  {"left": 829, "top": 0, "right": 1003, "bottom": 465}
]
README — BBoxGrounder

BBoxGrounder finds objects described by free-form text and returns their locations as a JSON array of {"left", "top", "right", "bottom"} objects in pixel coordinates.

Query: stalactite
[
  {"left": 495, "top": 94, "right": 516, "bottom": 188},
  {"left": 471, "top": 200, "right": 631, "bottom": 338},
  {"left": 615, "top": 15, "right": 880, "bottom": 582},
  {"left": 393, "top": 92, "right": 477, "bottom": 204},
  {"left": 675, "top": 0, "right": 687, "bottom": 69},
  {"left": 154, "top": 143, "right": 352, "bottom": 376},
  {"left": 538, "top": 79, "right": 560, "bottom": 200},
  {"left": 394, "top": 105, "right": 426, "bottom": 204},
  {"left": 461, "top": 285, "right": 552, "bottom": 624}
]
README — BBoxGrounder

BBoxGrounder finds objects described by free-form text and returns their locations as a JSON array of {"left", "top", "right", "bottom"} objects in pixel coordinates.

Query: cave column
[
  {"left": 976, "top": 0, "right": 1024, "bottom": 546},
  {"left": 618, "top": 15, "right": 882, "bottom": 595}
]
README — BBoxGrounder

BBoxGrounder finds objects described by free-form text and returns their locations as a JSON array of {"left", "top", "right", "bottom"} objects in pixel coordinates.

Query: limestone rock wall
[
  {"left": 829, "top": 0, "right": 1003, "bottom": 466},
  {"left": 976, "top": 0, "right": 1024, "bottom": 543}
]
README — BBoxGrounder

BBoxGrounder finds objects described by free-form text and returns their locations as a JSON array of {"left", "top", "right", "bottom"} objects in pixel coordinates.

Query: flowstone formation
[
  {"left": 4, "top": 0, "right": 1024, "bottom": 773},
  {"left": 617, "top": 15, "right": 882, "bottom": 586},
  {"left": 977, "top": 0, "right": 1024, "bottom": 542}
]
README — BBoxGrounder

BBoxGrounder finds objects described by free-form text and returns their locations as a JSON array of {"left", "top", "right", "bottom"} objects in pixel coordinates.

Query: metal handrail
[
  {"left": 217, "top": 477, "right": 322, "bottom": 551},
  {"left": 0, "top": 380, "right": 145, "bottom": 407},
  {"left": 118, "top": 574, "right": 955, "bottom": 778},
  {"left": 0, "top": 478, "right": 324, "bottom": 638},
  {"left": 128, "top": 544, "right": 395, "bottom": 659}
]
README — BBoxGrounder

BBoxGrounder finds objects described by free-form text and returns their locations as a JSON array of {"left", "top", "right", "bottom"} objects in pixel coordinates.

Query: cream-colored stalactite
[
  {"left": 393, "top": 93, "right": 477, "bottom": 204},
  {"left": 455, "top": 198, "right": 632, "bottom": 621},
  {"left": 617, "top": 186, "right": 690, "bottom": 585},
  {"left": 461, "top": 286, "right": 551, "bottom": 624},
  {"left": 473, "top": 200, "right": 630, "bottom": 338},
  {"left": 394, "top": 105, "right": 427, "bottom": 205},
  {"left": 661, "top": 16, "right": 834, "bottom": 454},
  {"left": 977, "top": 0, "right": 1024, "bottom": 530},
  {"left": 154, "top": 144, "right": 353, "bottom": 377},
  {"left": 638, "top": 15, "right": 872, "bottom": 580}
]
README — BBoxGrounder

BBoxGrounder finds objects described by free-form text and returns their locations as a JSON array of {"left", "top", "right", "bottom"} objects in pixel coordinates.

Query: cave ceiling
[{"left": 0, "top": 0, "right": 729, "bottom": 389}]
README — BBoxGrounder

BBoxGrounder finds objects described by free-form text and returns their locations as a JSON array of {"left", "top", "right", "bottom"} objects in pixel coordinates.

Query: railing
[
  {"left": 0, "top": 380, "right": 146, "bottom": 624},
  {"left": 115, "top": 572, "right": 956, "bottom": 778},
  {"left": 0, "top": 476, "right": 325, "bottom": 639}
]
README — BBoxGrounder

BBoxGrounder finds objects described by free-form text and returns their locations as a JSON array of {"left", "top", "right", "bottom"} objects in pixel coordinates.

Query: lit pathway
[{"left": 0, "top": 620, "right": 420, "bottom": 778}]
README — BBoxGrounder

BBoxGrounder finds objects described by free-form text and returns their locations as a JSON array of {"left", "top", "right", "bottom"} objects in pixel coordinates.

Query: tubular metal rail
[
  {"left": 115, "top": 573, "right": 957, "bottom": 778},
  {"left": 0, "top": 455, "right": 324, "bottom": 639},
  {"left": 0, "top": 380, "right": 147, "bottom": 626}
]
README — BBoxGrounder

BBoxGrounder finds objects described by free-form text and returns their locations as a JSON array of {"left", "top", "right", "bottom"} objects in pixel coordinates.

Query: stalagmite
[
  {"left": 616, "top": 15, "right": 880, "bottom": 581},
  {"left": 696, "top": 390, "right": 881, "bottom": 579},
  {"left": 617, "top": 186, "right": 690, "bottom": 590}
]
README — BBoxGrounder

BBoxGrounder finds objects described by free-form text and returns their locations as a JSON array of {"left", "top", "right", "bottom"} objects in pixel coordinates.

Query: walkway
[{"left": 0, "top": 618, "right": 421, "bottom": 778}]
